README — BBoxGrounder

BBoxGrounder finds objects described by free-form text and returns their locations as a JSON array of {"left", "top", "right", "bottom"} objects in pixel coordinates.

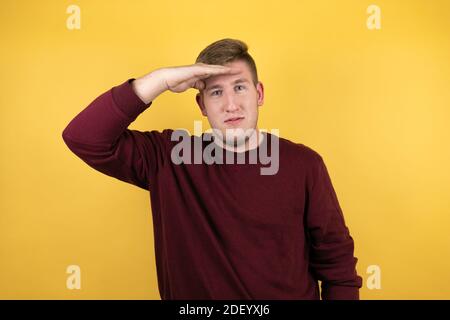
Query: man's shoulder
[
  {"left": 276, "top": 134, "right": 324, "bottom": 164},
  {"left": 140, "top": 128, "right": 179, "bottom": 141}
]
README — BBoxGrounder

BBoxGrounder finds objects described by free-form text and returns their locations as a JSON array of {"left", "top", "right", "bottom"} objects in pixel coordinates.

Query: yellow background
[{"left": 1, "top": 0, "right": 449, "bottom": 299}]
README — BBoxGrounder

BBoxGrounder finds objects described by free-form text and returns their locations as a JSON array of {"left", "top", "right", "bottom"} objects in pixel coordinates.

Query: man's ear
[
  {"left": 196, "top": 92, "right": 207, "bottom": 117},
  {"left": 256, "top": 81, "right": 265, "bottom": 107}
]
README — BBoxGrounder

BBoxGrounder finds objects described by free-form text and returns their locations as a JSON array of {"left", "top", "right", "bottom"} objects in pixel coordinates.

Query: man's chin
[
  {"left": 224, "top": 135, "right": 247, "bottom": 148},
  {"left": 212, "top": 127, "right": 257, "bottom": 148}
]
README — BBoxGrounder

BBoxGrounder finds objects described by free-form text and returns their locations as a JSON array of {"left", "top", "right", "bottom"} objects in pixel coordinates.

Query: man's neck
[{"left": 213, "top": 128, "right": 264, "bottom": 153}]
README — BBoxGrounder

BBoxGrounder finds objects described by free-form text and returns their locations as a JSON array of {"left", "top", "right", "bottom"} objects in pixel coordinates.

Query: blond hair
[{"left": 196, "top": 38, "right": 259, "bottom": 86}]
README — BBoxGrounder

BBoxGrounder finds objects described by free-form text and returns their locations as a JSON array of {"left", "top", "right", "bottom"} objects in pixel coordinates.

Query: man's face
[{"left": 196, "top": 59, "right": 264, "bottom": 147}]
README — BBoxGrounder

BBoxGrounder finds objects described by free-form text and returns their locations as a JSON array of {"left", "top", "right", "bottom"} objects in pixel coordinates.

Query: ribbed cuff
[
  {"left": 321, "top": 285, "right": 360, "bottom": 300},
  {"left": 111, "top": 78, "right": 153, "bottom": 121}
]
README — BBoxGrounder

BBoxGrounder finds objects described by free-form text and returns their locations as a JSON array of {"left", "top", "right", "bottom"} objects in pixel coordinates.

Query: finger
[
  {"left": 196, "top": 68, "right": 240, "bottom": 80},
  {"left": 195, "top": 63, "right": 228, "bottom": 68},
  {"left": 194, "top": 65, "right": 240, "bottom": 77},
  {"left": 194, "top": 62, "right": 240, "bottom": 72},
  {"left": 184, "top": 76, "right": 204, "bottom": 90},
  {"left": 193, "top": 79, "right": 205, "bottom": 91},
  {"left": 198, "top": 63, "right": 241, "bottom": 72}
]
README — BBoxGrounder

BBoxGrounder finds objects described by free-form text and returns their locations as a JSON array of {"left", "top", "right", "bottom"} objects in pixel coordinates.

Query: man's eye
[{"left": 211, "top": 86, "right": 244, "bottom": 96}]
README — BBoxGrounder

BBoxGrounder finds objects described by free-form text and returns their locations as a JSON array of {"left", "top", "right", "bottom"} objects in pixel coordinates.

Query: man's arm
[
  {"left": 305, "top": 152, "right": 363, "bottom": 300},
  {"left": 61, "top": 77, "right": 166, "bottom": 190},
  {"left": 62, "top": 64, "right": 237, "bottom": 189}
]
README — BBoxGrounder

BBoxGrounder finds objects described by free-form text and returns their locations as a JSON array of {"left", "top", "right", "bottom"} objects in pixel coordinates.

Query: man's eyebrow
[{"left": 206, "top": 78, "right": 249, "bottom": 91}]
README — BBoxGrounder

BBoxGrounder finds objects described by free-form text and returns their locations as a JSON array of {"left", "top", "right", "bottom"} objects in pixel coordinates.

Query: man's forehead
[{"left": 204, "top": 74, "right": 250, "bottom": 91}]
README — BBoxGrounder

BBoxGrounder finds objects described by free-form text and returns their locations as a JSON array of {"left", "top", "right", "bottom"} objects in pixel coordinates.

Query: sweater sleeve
[
  {"left": 62, "top": 78, "right": 172, "bottom": 190},
  {"left": 305, "top": 152, "right": 363, "bottom": 300}
]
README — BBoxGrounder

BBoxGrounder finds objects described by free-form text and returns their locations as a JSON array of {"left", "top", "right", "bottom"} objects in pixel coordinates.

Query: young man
[{"left": 62, "top": 38, "right": 362, "bottom": 300}]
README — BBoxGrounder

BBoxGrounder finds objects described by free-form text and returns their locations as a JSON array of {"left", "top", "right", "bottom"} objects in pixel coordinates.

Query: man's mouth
[{"left": 224, "top": 116, "right": 244, "bottom": 125}]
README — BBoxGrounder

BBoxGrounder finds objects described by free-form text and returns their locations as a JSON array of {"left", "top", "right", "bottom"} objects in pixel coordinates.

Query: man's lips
[{"left": 224, "top": 116, "right": 244, "bottom": 124}]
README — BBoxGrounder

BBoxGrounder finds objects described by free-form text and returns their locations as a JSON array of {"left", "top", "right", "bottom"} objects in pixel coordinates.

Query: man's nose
[{"left": 224, "top": 94, "right": 239, "bottom": 112}]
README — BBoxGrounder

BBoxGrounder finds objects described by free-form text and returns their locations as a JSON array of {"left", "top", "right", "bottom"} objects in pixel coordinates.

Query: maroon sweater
[{"left": 62, "top": 79, "right": 363, "bottom": 300}]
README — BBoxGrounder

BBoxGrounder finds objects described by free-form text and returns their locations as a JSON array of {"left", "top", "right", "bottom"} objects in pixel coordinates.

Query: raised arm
[{"left": 62, "top": 63, "right": 238, "bottom": 189}]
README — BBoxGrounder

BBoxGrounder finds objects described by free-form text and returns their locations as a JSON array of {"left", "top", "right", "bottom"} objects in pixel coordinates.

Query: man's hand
[
  {"left": 132, "top": 63, "right": 239, "bottom": 104},
  {"left": 159, "top": 62, "right": 239, "bottom": 92}
]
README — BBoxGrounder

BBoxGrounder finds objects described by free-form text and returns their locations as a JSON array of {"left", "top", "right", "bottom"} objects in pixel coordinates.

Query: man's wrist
[{"left": 132, "top": 70, "right": 167, "bottom": 104}]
